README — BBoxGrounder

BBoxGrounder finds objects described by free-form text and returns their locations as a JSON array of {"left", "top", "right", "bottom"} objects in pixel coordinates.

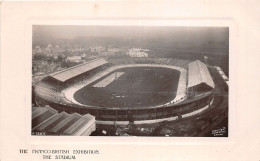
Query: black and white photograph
[
  {"left": 2, "top": 1, "right": 260, "bottom": 161},
  {"left": 32, "top": 25, "right": 229, "bottom": 137}
]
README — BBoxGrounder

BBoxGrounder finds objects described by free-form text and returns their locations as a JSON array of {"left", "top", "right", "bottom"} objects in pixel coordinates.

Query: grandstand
[
  {"left": 187, "top": 60, "right": 215, "bottom": 95},
  {"left": 107, "top": 58, "right": 191, "bottom": 68},
  {"left": 34, "top": 58, "right": 215, "bottom": 124},
  {"left": 50, "top": 58, "right": 108, "bottom": 82},
  {"left": 35, "top": 58, "right": 110, "bottom": 105}
]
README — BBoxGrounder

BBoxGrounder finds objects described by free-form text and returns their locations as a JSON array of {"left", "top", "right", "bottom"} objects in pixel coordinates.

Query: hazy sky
[
  {"left": 33, "top": 25, "right": 229, "bottom": 50},
  {"left": 33, "top": 25, "right": 228, "bottom": 39}
]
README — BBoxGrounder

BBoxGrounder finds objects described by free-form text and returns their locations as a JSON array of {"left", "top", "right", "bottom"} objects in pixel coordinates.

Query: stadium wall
[{"left": 35, "top": 93, "right": 213, "bottom": 122}]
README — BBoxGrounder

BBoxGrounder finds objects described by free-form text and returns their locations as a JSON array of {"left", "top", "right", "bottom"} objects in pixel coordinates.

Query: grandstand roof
[
  {"left": 50, "top": 58, "right": 108, "bottom": 82},
  {"left": 188, "top": 60, "right": 215, "bottom": 89}
]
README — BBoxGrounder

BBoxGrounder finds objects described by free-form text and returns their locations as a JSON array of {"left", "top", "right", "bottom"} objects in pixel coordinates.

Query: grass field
[{"left": 73, "top": 67, "right": 180, "bottom": 108}]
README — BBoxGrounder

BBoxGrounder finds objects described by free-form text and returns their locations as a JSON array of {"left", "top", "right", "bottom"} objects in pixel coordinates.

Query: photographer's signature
[{"left": 212, "top": 127, "right": 226, "bottom": 136}]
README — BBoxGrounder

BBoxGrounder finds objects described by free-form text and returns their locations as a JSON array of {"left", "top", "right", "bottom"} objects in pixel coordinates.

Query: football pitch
[{"left": 73, "top": 67, "right": 180, "bottom": 108}]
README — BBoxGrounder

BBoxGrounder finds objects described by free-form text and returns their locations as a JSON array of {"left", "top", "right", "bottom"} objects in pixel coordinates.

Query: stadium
[{"left": 34, "top": 57, "right": 215, "bottom": 125}]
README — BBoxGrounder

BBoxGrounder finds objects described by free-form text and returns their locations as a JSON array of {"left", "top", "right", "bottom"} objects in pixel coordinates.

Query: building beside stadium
[
  {"left": 126, "top": 48, "right": 149, "bottom": 57},
  {"left": 34, "top": 57, "right": 215, "bottom": 125},
  {"left": 32, "top": 106, "right": 96, "bottom": 136}
]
